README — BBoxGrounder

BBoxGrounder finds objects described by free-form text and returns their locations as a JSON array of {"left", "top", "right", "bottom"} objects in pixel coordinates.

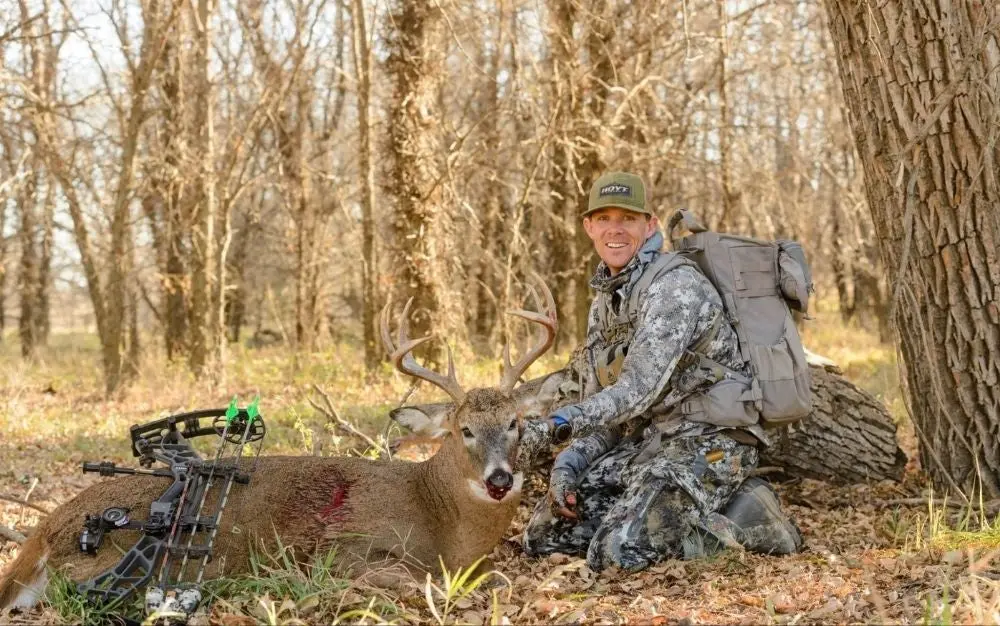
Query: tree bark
[
  {"left": 823, "top": 0, "right": 1000, "bottom": 496},
  {"left": 472, "top": 0, "right": 507, "bottom": 350},
  {"left": 35, "top": 184, "right": 52, "bottom": 345},
  {"left": 350, "top": 0, "right": 379, "bottom": 370},
  {"left": 17, "top": 165, "right": 38, "bottom": 359},
  {"left": 289, "top": 87, "right": 318, "bottom": 351},
  {"left": 188, "top": 0, "right": 217, "bottom": 377},
  {"left": 0, "top": 172, "right": 7, "bottom": 340},
  {"left": 716, "top": 0, "right": 735, "bottom": 231},
  {"left": 155, "top": 38, "right": 189, "bottom": 361},
  {"left": 384, "top": 0, "right": 446, "bottom": 354},
  {"left": 16, "top": 0, "right": 48, "bottom": 360},
  {"left": 546, "top": 0, "right": 616, "bottom": 349},
  {"left": 546, "top": 0, "right": 583, "bottom": 351}
]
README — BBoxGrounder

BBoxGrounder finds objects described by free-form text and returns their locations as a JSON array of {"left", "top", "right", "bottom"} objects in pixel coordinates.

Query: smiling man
[{"left": 517, "top": 171, "right": 801, "bottom": 572}]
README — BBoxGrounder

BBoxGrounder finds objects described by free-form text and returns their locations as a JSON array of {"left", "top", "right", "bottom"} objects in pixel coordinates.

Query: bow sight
[{"left": 76, "top": 397, "right": 266, "bottom": 624}]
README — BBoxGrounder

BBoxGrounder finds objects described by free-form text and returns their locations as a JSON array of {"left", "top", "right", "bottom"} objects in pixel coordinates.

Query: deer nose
[{"left": 487, "top": 468, "right": 513, "bottom": 489}]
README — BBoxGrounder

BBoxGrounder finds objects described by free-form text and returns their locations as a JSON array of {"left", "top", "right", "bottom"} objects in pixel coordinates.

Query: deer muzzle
[{"left": 485, "top": 468, "right": 514, "bottom": 501}]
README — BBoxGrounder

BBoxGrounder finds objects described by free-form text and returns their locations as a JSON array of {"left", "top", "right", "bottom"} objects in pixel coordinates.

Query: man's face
[{"left": 583, "top": 207, "right": 659, "bottom": 275}]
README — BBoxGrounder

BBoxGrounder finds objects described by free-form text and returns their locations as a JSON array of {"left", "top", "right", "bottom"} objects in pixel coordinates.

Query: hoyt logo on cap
[
  {"left": 585, "top": 171, "right": 649, "bottom": 216},
  {"left": 599, "top": 183, "right": 632, "bottom": 197}
]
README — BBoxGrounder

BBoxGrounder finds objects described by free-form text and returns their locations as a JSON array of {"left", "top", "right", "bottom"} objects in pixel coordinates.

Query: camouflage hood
[{"left": 589, "top": 231, "right": 665, "bottom": 296}]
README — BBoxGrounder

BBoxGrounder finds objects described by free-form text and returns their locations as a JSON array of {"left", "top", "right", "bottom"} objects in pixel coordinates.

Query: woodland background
[
  {"left": 0, "top": 0, "right": 887, "bottom": 380},
  {"left": 1, "top": 0, "right": 999, "bottom": 623}
]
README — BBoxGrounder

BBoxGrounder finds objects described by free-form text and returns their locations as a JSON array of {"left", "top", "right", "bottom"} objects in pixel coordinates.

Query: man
[{"left": 518, "top": 171, "right": 801, "bottom": 572}]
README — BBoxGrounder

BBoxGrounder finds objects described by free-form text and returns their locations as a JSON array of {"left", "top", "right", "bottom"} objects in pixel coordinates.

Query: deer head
[{"left": 380, "top": 277, "right": 557, "bottom": 502}]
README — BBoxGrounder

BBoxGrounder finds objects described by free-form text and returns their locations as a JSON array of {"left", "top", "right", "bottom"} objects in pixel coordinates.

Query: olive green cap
[{"left": 584, "top": 171, "right": 649, "bottom": 217}]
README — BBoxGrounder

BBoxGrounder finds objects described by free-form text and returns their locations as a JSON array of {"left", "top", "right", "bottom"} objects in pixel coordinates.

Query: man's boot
[{"left": 721, "top": 477, "right": 803, "bottom": 555}]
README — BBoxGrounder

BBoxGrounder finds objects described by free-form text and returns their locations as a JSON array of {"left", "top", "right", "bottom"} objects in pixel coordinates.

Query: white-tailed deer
[{"left": 0, "top": 283, "right": 557, "bottom": 610}]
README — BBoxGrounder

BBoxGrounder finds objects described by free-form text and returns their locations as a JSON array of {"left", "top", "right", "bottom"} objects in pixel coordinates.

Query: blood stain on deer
[{"left": 319, "top": 483, "right": 351, "bottom": 522}]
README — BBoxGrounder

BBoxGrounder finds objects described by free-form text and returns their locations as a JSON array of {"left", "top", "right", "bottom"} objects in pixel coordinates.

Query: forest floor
[{"left": 1, "top": 313, "right": 998, "bottom": 625}]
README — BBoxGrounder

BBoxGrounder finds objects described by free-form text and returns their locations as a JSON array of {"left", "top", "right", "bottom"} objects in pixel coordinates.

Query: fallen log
[{"left": 760, "top": 362, "right": 907, "bottom": 484}]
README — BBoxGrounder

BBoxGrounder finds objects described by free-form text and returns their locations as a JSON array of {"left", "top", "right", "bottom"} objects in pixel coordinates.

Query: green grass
[
  {"left": 203, "top": 541, "right": 406, "bottom": 625},
  {"left": 44, "top": 570, "right": 142, "bottom": 626}
]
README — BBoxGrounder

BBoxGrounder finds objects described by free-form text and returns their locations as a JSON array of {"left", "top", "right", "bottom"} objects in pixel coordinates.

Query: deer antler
[
  {"left": 500, "top": 274, "right": 558, "bottom": 392},
  {"left": 380, "top": 298, "right": 467, "bottom": 405}
]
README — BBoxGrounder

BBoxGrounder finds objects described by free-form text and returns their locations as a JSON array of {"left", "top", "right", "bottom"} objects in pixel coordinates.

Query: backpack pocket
[
  {"left": 752, "top": 316, "right": 812, "bottom": 426},
  {"left": 680, "top": 378, "right": 759, "bottom": 428},
  {"left": 777, "top": 242, "right": 812, "bottom": 313}
]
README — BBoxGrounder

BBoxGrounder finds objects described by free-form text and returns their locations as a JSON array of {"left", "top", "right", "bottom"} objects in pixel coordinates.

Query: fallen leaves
[{"left": 3, "top": 441, "right": 996, "bottom": 625}]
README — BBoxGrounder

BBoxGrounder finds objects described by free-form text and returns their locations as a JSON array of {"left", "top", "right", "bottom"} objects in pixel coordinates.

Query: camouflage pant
[{"left": 523, "top": 432, "right": 758, "bottom": 572}]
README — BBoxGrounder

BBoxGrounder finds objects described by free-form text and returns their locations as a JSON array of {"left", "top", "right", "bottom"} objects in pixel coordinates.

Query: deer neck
[{"left": 418, "top": 435, "right": 519, "bottom": 557}]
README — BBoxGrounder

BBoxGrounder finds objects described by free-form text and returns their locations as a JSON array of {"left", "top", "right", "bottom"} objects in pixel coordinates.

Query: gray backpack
[{"left": 665, "top": 209, "right": 814, "bottom": 428}]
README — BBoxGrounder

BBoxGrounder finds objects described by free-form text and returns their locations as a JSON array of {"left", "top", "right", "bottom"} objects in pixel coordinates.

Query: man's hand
[
  {"left": 548, "top": 467, "right": 579, "bottom": 520},
  {"left": 515, "top": 418, "right": 551, "bottom": 470}
]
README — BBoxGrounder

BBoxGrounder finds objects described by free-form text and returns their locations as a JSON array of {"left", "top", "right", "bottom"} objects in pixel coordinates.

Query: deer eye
[
  {"left": 461, "top": 427, "right": 474, "bottom": 439},
  {"left": 508, "top": 419, "right": 517, "bottom": 431}
]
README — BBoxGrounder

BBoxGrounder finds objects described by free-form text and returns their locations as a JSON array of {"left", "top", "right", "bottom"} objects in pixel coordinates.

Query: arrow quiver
[{"left": 75, "top": 404, "right": 267, "bottom": 622}]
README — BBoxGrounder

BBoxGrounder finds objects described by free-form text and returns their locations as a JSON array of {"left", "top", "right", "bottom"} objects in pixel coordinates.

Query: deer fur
[
  {"left": 0, "top": 282, "right": 557, "bottom": 611},
  {"left": 0, "top": 389, "right": 531, "bottom": 610}
]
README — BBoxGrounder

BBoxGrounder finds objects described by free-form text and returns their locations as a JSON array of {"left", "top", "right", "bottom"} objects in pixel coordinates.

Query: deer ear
[{"left": 390, "top": 404, "right": 451, "bottom": 438}]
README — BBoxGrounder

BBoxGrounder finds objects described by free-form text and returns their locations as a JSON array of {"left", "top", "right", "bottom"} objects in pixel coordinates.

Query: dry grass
[{"left": 1, "top": 320, "right": 998, "bottom": 624}]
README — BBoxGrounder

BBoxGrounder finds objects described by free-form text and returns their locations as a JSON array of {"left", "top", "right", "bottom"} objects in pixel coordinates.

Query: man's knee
[
  {"left": 522, "top": 501, "right": 592, "bottom": 558},
  {"left": 586, "top": 526, "right": 662, "bottom": 572},
  {"left": 586, "top": 487, "right": 692, "bottom": 571}
]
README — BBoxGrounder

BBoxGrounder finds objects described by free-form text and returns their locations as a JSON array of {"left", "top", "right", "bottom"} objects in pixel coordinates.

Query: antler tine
[
  {"left": 379, "top": 301, "right": 397, "bottom": 355},
  {"left": 499, "top": 273, "right": 558, "bottom": 391},
  {"left": 380, "top": 298, "right": 466, "bottom": 405}
]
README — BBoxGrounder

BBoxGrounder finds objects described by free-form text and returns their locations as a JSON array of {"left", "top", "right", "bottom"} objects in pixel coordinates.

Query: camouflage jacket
[{"left": 555, "top": 231, "right": 765, "bottom": 472}]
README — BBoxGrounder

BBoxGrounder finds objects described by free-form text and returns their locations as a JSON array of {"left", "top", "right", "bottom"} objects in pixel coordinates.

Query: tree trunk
[
  {"left": 225, "top": 210, "right": 257, "bottom": 345},
  {"left": 351, "top": 0, "right": 380, "bottom": 370},
  {"left": 291, "top": 90, "right": 318, "bottom": 351},
  {"left": 100, "top": 1, "right": 164, "bottom": 393},
  {"left": 165, "top": 199, "right": 188, "bottom": 359},
  {"left": 188, "top": 0, "right": 217, "bottom": 377},
  {"left": 212, "top": 191, "right": 231, "bottom": 366},
  {"left": 546, "top": 0, "right": 615, "bottom": 350},
  {"left": 16, "top": 0, "right": 47, "bottom": 360},
  {"left": 546, "top": 0, "right": 582, "bottom": 351},
  {"left": 828, "top": 149, "right": 854, "bottom": 322},
  {"left": 0, "top": 179, "right": 7, "bottom": 340},
  {"left": 156, "top": 38, "right": 188, "bottom": 361},
  {"left": 17, "top": 167, "right": 38, "bottom": 359},
  {"left": 384, "top": 0, "right": 446, "bottom": 355},
  {"left": 124, "top": 237, "right": 141, "bottom": 381},
  {"left": 716, "top": 0, "right": 735, "bottom": 231},
  {"left": 472, "top": 0, "right": 507, "bottom": 350},
  {"left": 573, "top": 0, "right": 615, "bottom": 341},
  {"left": 823, "top": 0, "right": 1000, "bottom": 497},
  {"left": 35, "top": 185, "right": 52, "bottom": 345}
]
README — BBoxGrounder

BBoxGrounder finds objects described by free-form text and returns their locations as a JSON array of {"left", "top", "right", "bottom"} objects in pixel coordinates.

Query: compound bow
[{"left": 76, "top": 397, "right": 267, "bottom": 624}]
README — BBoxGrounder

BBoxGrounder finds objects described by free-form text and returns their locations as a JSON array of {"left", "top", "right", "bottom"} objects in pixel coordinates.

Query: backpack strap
[
  {"left": 627, "top": 251, "right": 696, "bottom": 316},
  {"left": 667, "top": 209, "right": 708, "bottom": 247},
  {"left": 595, "top": 251, "right": 695, "bottom": 352}
]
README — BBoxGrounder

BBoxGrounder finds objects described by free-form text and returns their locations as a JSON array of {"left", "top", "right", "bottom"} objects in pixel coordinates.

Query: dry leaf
[
  {"left": 628, "top": 616, "right": 668, "bottom": 626},
  {"left": 739, "top": 594, "right": 764, "bottom": 608},
  {"left": 878, "top": 557, "right": 898, "bottom": 571},
  {"left": 768, "top": 592, "right": 795, "bottom": 614}
]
